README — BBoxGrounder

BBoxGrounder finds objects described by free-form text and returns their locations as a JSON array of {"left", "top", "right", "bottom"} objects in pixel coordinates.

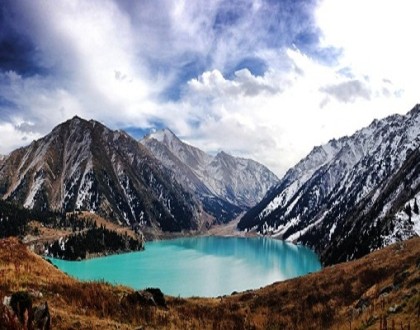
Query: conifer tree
[{"left": 413, "top": 198, "right": 419, "bottom": 215}]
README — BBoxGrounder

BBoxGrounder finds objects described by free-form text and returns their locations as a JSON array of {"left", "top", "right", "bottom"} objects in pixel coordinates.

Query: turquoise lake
[{"left": 50, "top": 236, "right": 321, "bottom": 297}]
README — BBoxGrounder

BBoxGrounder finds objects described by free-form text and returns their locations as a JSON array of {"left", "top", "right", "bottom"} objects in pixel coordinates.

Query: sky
[{"left": 0, "top": 0, "right": 419, "bottom": 176}]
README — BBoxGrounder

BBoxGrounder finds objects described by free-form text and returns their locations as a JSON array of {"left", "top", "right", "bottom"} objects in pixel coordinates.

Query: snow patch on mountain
[
  {"left": 75, "top": 160, "right": 94, "bottom": 210},
  {"left": 387, "top": 195, "right": 420, "bottom": 245},
  {"left": 24, "top": 173, "right": 44, "bottom": 208}
]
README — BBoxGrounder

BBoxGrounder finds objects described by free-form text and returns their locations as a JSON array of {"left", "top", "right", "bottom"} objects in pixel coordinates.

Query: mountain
[
  {"left": 141, "top": 128, "right": 279, "bottom": 223},
  {"left": 238, "top": 104, "right": 420, "bottom": 265},
  {"left": 0, "top": 116, "right": 201, "bottom": 232}
]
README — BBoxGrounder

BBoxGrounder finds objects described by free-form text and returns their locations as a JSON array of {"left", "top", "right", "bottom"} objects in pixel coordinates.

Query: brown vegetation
[{"left": 0, "top": 236, "right": 419, "bottom": 329}]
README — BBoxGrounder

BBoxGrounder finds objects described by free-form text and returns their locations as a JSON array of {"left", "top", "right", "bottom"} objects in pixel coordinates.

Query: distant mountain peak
[
  {"left": 146, "top": 128, "right": 179, "bottom": 143},
  {"left": 140, "top": 129, "right": 279, "bottom": 223},
  {"left": 216, "top": 150, "right": 231, "bottom": 158},
  {"left": 408, "top": 103, "right": 420, "bottom": 116},
  {"left": 67, "top": 115, "right": 88, "bottom": 125}
]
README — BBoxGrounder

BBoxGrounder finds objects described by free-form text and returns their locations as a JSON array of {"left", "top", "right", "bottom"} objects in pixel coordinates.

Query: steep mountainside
[
  {"left": 141, "top": 129, "right": 279, "bottom": 223},
  {"left": 0, "top": 117, "right": 201, "bottom": 232},
  {"left": 238, "top": 104, "right": 420, "bottom": 265}
]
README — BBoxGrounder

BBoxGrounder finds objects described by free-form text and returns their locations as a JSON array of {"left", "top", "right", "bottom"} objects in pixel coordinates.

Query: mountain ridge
[
  {"left": 0, "top": 116, "right": 202, "bottom": 233},
  {"left": 238, "top": 104, "right": 420, "bottom": 265},
  {"left": 141, "top": 128, "right": 279, "bottom": 223},
  {"left": 0, "top": 116, "right": 278, "bottom": 234}
]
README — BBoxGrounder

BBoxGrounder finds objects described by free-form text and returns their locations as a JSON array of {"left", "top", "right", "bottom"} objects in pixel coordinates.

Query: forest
[{"left": 0, "top": 200, "right": 143, "bottom": 260}]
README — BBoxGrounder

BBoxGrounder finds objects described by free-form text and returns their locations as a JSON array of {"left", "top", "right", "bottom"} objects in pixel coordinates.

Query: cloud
[
  {"left": 320, "top": 79, "right": 371, "bottom": 104},
  {"left": 0, "top": 121, "right": 42, "bottom": 153},
  {"left": 315, "top": 0, "right": 420, "bottom": 105},
  {"left": 187, "top": 69, "right": 286, "bottom": 98}
]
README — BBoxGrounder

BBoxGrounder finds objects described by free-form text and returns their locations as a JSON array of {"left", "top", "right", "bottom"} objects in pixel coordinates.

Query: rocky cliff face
[
  {"left": 141, "top": 129, "right": 279, "bottom": 223},
  {"left": 0, "top": 117, "right": 201, "bottom": 232},
  {"left": 238, "top": 105, "right": 420, "bottom": 265}
]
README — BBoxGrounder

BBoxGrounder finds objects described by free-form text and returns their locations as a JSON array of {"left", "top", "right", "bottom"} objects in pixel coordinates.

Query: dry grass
[{"left": 0, "top": 236, "right": 419, "bottom": 329}]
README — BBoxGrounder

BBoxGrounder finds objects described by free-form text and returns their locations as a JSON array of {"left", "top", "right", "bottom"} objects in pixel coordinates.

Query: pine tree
[
  {"left": 413, "top": 198, "right": 419, "bottom": 215},
  {"left": 404, "top": 203, "right": 412, "bottom": 217}
]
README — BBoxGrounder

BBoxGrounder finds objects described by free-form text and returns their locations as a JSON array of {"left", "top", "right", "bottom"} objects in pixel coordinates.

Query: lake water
[{"left": 50, "top": 236, "right": 321, "bottom": 297}]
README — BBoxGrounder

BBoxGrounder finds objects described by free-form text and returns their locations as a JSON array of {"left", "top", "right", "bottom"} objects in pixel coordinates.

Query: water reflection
[{"left": 51, "top": 237, "right": 321, "bottom": 297}]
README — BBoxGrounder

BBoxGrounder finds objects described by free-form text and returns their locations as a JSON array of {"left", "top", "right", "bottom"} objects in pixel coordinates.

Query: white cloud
[
  {"left": 187, "top": 69, "right": 285, "bottom": 98},
  {"left": 0, "top": 122, "right": 42, "bottom": 155},
  {"left": 320, "top": 79, "right": 371, "bottom": 103},
  {"left": 174, "top": 45, "right": 411, "bottom": 175},
  {"left": 315, "top": 0, "right": 420, "bottom": 109}
]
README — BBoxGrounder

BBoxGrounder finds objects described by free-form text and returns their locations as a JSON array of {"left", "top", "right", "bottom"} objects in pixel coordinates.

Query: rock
[
  {"left": 33, "top": 302, "right": 51, "bottom": 330},
  {"left": 10, "top": 291, "right": 33, "bottom": 325},
  {"left": 29, "top": 289, "right": 43, "bottom": 298},
  {"left": 144, "top": 288, "right": 167, "bottom": 308},
  {"left": 122, "top": 291, "right": 155, "bottom": 307},
  {"left": 388, "top": 304, "right": 402, "bottom": 313},
  {"left": 121, "top": 288, "right": 167, "bottom": 309},
  {"left": 2, "top": 296, "right": 11, "bottom": 306},
  {"left": 379, "top": 285, "right": 393, "bottom": 296},
  {"left": 393, "top": 270, "right": 410, "bottom": 287},
  {"left": 355, "top": 297, "right": 370, "bottom": 311}
]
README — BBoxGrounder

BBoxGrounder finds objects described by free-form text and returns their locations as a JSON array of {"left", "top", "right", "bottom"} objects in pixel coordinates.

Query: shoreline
[
  {"left": 43, "top": 217, "right": 258, "bottom": 261},
  {"left": 39, "top": 215, "right": 313, "bottom": 262}
]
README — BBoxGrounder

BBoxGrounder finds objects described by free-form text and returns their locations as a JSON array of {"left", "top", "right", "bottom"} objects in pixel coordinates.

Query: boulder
[
  {"left": 121, "top": 288, "right": 167, "bottom": 309},
  {"left": 33, "top": 302, "right": 51, "bottom": 330}
]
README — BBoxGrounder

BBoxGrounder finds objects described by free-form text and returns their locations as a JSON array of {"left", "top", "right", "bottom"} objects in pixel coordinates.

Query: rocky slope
[
  {"left": 0, "top": 117, "right": 201, "bottom": 232},
  {"left": 238, "top": 104, "right": 420, "bottom": 265},
  {"left": 141, "top": 129, "right": 278, "bottom": 222}
]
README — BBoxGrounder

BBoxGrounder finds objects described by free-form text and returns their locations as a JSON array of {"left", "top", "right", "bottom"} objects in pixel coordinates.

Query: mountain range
[
  {"left": 238, "top": 104, "right": 420, "bottom": 265},
  {"left": 141, "top": 129, "right": 278, "bottom": 223},
  {"left": 0, "top": 117, "right": 278, "bottom": 234},
  {"left": 2, "top": 104, "right": 420, "bottom": 265}
]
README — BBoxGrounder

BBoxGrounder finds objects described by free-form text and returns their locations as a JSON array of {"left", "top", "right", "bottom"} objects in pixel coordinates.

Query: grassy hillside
[{"left": 0, "top": 236, "right": 419, "bottom": 329}]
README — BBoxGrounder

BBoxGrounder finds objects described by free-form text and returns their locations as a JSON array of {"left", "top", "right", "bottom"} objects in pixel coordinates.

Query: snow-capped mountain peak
[
  {"left": 238, "top": 104, "right": 420, "bottom": 265},
  {"left": 141, "top": 128, "right": 279, "bottom": 223},
  {"left": 147, "top": 128, "right": 179, "bottom": 144}
]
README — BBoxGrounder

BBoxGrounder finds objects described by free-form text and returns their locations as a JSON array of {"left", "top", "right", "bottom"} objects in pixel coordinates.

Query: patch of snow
[
  {"left": 75, "top": 160, "right": 93, "bottom": 209},
  {"left": 260, "top": 180, "right": 301, "bottom": 218},
  {"left": 382, "top": 196, "right": 420, "bottom": 245},
  {"left": 285, "top": 214, "right": 326, "bottom": 242},
  {"left": 24, "top": 173, "right": 44, "bottom": 208},
  {"left": 329, "top": 223, "right": 337, "bottom": 240}
]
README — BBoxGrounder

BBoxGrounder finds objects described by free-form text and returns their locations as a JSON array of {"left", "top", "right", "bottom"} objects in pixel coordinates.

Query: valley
[
  {"left": 1, "top": 2, "right": 419, "bottom": 329},
  {"left": 1, "top": 106, "right": 420, "bottom": 328},
  {"left": 1, "top": 236, "right": 419, "bottom": 329}
]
